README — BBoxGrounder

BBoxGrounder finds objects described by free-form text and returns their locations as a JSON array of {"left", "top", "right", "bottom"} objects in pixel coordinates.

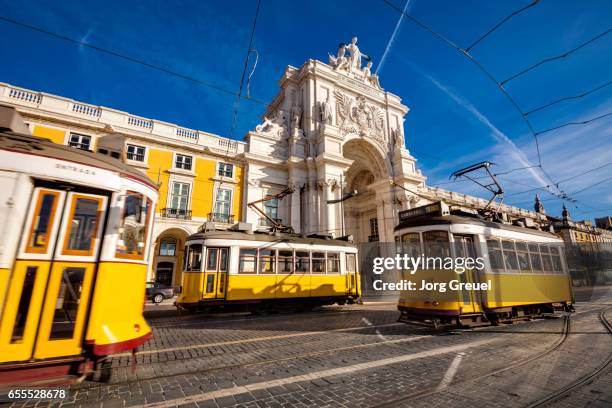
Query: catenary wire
[
  {"left": 500, "top": 28, "right": 612, "bottom": 85},
  {"left": 465, "top": 0, "right": 541, "bottom": 52},
  {"left": 525, "top": 80, "right": 612, "bottom": 116},
  {"left": 380, "top": 0, "right": 562, "bottom": 196},
  {"left": 0, "top": 15, "right": 268, "bottom": 107},
  {"left": 534, "top": 111, "right": 612, "bottom": 136}
]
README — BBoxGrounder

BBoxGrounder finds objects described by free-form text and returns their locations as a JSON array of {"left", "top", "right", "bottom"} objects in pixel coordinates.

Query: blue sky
[{"left": 1, "top": 0, "right": 611, "bottom": 222}]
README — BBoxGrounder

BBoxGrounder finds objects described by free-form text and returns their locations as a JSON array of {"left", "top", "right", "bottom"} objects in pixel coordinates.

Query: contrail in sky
[
  {"left": 425, "top": 74, "right": 549, "bottom": 188},
  {"left": 376, "top": 0, "right": 413, "bottom": 75}
]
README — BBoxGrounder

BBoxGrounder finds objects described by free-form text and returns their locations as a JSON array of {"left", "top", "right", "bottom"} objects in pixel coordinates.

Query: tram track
[
  {"left": 369, "top": 312, "right": 574, "bottom": 408},
  {"left": 72, "top": 324, "right": 431, "bottom": 391},
  {"left": 523, "top": 308, "right": 612, "bottom": 408}
]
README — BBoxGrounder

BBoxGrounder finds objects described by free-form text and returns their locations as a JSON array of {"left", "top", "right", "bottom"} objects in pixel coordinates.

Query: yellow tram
[
  {"left": 176, "top": 229, "right": 360, "bottom": 313},
  {"left": 0, "top": 107, "right": 158, "bottom": 383},
  {"left": 395, "top": 201, "right": 574, "bottom": 327}
]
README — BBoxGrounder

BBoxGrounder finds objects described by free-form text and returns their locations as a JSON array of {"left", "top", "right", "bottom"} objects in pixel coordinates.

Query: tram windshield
[{"left": 116, "top": 192, "right": 152, "bottom": 259}]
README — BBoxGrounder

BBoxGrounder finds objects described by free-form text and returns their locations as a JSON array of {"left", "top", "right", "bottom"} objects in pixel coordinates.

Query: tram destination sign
[{"left": 398, "top": 201, "right": 450, "bottom": 222}]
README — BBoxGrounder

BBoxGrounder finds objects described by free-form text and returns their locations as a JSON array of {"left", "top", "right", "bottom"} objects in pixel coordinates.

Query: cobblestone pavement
[{"left": 3, "top": 300, "right": 612, "bottom": 408}]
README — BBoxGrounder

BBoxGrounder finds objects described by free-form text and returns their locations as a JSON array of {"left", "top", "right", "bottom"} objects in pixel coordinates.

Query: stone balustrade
[{"left": 0, "top": 82, "right": 245, "bottom": 153}]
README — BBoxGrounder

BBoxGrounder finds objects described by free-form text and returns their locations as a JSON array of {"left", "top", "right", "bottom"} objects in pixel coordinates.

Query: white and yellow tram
[
  {"left": 395, "top": 202, "right": 574, "bottom": 327},
  {"left": 176, "top": 230, "right": 360, "bottom": 312},
  {"left": 0, "top": 106, "right": 158, "bottom": 383}
]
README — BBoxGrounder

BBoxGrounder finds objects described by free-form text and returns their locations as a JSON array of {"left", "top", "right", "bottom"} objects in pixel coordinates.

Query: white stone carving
[
  {"left": 329, "top": 43, "right": 349, "bottom": 72},
  {"left": 255, "top": 111, "right": 288, "bottom": 139},
  {"left": 391, "top": 127, "right": 404, "bottom": 148},
  {"left": 328, "top": 37, "right": 382, "bottom": 89},
  {"left": 334, "top": 91, "right": 385, "bottom": 142},
  {"left": 363, "top": 61, "right": 382, "bottom": 89},
  {"left": 318, "top": 95, "right": 334, "bottom": 124}
]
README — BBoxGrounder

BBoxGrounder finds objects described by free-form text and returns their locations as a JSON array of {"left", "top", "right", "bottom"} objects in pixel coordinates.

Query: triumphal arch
[{"left": 242, "top": 38, "right": 426, "bottom": 244}]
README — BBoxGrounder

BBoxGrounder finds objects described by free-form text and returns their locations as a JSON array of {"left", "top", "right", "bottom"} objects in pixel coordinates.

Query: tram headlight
[
  {"left": 432, "top": 301, "right": 439, "bottom": 306},
  {"left": 134, "top": 324, "right": 141, "bottom": 333}
]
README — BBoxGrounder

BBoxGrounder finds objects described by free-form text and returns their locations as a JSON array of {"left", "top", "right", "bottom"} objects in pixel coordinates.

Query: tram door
[
  {"left": 452, "top": 235, "right": 482, "bottom": 314},
  {"left": 203, "top": 247, "right": 228, "bottom": 299},
  {"left": 0, "top": 186, "right": 107, "bottom": 363}
]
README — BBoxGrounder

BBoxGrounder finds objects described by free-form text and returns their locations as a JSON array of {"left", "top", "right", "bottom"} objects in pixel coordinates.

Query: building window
[
  {"left": 217, "top": 162, "right": 233, "bottom": 178},
  {"left": 175, "top": 154, "right": 192, "bottom": 171},
  {"left": 170, "top": 182, "right": 190, "bottom": 211},
  {"left": 159, "top": 238, "right": 176, "bottom": 256},
  {"left": 212, "top": 189, "right": 232, "bottom": 222},
  {"left": 127, "top": 144, "right": 145, "bottom": 162},
  {"left": 264, "top": 198, "right": 278, "bottom": 222},
  {"left": 68, "top": 133, "right": 91, "bottom": 150},
  {"left": 369, "top": 218, "right": 379, "bottom": 242}
]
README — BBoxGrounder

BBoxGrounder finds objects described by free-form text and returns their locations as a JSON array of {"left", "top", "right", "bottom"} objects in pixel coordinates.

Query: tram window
[
  {"left": 295, "top": 251, "right": 310, "bottom": 273},
  {"left": 327, "top": 253, "right": 340, "bottom": 274},
  {"left": 501, "top": 240, "right": 519, "bottom": 272},
  {"left": 528, "top": 243, "right": 543, "bottom": 272},
  {"left": 540, "top": 245, "right": 553, "bottom": 273},
  {"left": 346, "top": 253, "right": 357, "bottom": 273},
  {"left": 238, "top": 249, "right": 257, "bottom": 274},
  {"left": 63, "top": 196, "right": 102, "bottom": 255},
  {"left": 423, "top": 231, "right": 450, "bottom": 258},
  {"left": 219, "top": 248, "right": 228, "bottom": 272},
  {"left": 258, "top": 249, "right": 276, "bottom": 274},
  {"left": 487, "top": 239, "right": 505, "bottom": 272},
  {"left": 515, "top": 242, "right": 531, "bottom": 272},
  {"left": 26, "top": 190, "right": 60, "bottom": 253},
  {"left": 11, "top": 267, "right": 37, "bottom": 342},
  {"left": 186, "top": 244, "right": 202, "bottom": 271},
  {"left": 205, "top": 275, "right": 215, "bottom": 293},
  {"left": 401, "top": 233, "right": 420, "bottom": 258},
  {"left": 278, "top": 250, "right": 294, "bottom": 274},
  {"left": 551, "top": 247, "right": 563, "bottom": 273},
  {"left": 49, "top": 267, "right": 85, "bottom": 340},
  {"left": 116, "top": 192, "right": 152, "bottom": 259},
  {"left": 206, "top": 248, "right": 218, "bottom": 271},
  {"left": 312, "top": 252, "right": 326, "bottom": 273}
]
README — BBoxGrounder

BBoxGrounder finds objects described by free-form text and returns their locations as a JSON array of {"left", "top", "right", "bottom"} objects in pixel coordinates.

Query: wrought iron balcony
[
  {"left": 160, "top": 208, "right": 192, "bottom": 220},
  {"left": 259, "top": 217, "right": 283, "bottom": 227},
  {"left": 368, "top": 234, "right": 379, "bottom": 242},
  {"left": 208, "top": 213, "right": 234, "bottom": 224}
]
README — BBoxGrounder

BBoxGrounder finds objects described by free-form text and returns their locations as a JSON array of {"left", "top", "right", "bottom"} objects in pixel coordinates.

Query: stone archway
[
  {"left": 341, "top": 138, "right": 391, "bottom": 243},
  {"left": 151, "top": 227, "right": 191, "bottom": 291}
]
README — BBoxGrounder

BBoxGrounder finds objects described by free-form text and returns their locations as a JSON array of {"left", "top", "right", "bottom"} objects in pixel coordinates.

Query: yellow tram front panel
[
  {"left": 0, "top": 261, "right": 51, "bottom": 363},
  {"left": 180, "top": 272, "right": 207, "bottom": 304},
  {"left": 482, "top": 273, "right": 572, "bottom": 309},
  {"left": 397, "top": 267, "right": 482, "bottom": 315},
  {"left": 34, "top": 262, "right": 96, "bottom": 359},
  {"left": 85, "top": 262, "right": 151, "bottom": 353}
]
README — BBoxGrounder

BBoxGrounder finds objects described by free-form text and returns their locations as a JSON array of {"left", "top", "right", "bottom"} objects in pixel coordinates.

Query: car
[{"left": 146, "top": 282, "right": 175, "bottom": 304}]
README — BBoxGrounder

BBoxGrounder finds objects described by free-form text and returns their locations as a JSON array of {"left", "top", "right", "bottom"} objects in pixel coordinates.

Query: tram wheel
[{"left": 98, "top": 360, "right": 113, "bottom": 383}]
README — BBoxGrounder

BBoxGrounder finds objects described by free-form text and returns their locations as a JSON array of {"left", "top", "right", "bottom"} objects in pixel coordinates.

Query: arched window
[
  {"left": 159, "top": 238, "right": 177, "bottom": 256},
  {"left": 155, "top": 262, "right": 174, "bottom": 286}
]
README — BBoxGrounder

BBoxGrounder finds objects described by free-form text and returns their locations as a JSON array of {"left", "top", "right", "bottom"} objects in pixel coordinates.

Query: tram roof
[
  {"left": 186, "top": 230, "right": 356, "bottom": 247},
  {"left": 0, "top": 130, "right": 158, "bottom": 190},
  {"left": 395, "top": 215, "right": 561, "bottom": 239}
]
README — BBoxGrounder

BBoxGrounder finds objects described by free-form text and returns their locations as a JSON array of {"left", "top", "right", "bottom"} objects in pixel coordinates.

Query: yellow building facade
[{"left": 1, "top": 82, "right": 246, "bottom": 289}]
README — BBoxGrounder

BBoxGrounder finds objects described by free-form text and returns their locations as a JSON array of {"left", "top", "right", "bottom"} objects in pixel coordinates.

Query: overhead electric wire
[
  {"left": 556, "top": 162, "right": 612, "bottom": 184},
  {"left": 465, "top": 0, "right": 541, "bottom": 52},
  {"left": 570, "top": 175, "right": 612, "bottom": 195},
  {"left": 231, "top": 0, "right": 262, "bottom": 135},
  {"left": 380, "top": 0, "right": 565, "bottom": 196},
  {"left": 500, "top": 28, "right": 612, "bottom": 85},
  {"left": 0, "top": 14, "right": 268, "bottom": 107},
  {"left": 525, "top": 80, "right": 612, "bottom": 116},
  {"left": 535, "top": 111, "right": 612, "bottom": 136}
]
